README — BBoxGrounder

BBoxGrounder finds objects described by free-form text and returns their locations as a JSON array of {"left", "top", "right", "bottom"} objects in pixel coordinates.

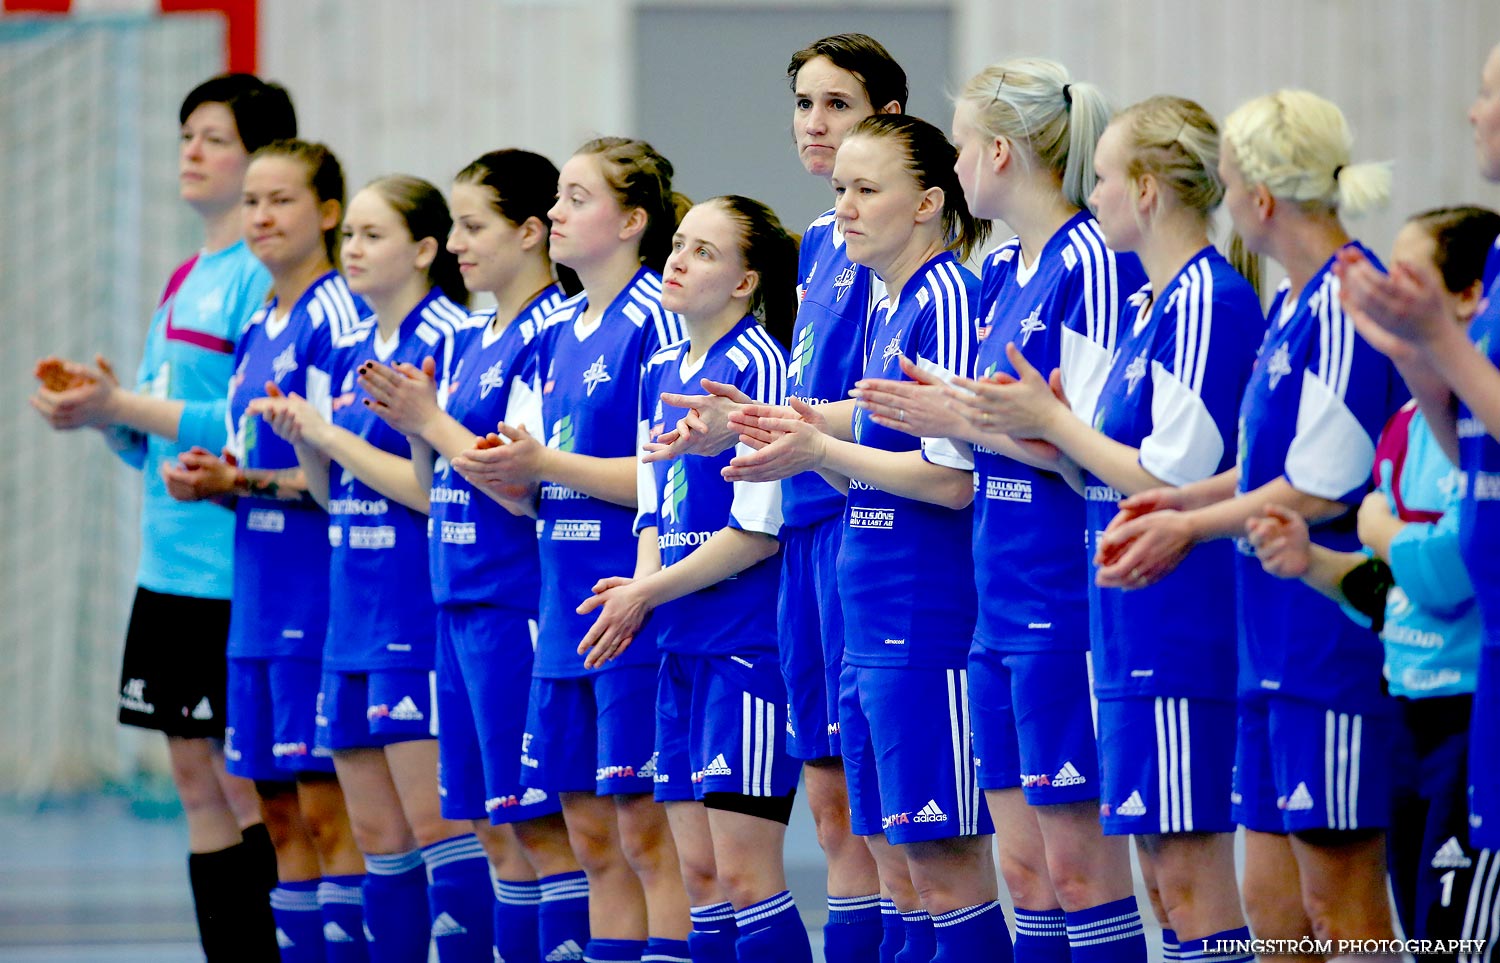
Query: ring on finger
[{"left": 899, "top": 409, "right": 906, "bottom": 422}]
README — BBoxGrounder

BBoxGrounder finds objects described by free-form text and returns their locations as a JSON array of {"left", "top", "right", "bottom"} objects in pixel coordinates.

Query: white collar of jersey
[
  {"left": 481, "top": 314, "right": 507, "bottom": 349},
  {"left": 373, "top": 326, "right": 401, "bottom": 361},
  {"left": 264, "top": 302, "right": 292, "bottom": 340},
  {"left": 1013, "top": 245, "right": 1042, "bottom": 287},
  {"left": 572, "top": 312, "right": 603, "bottom": 341},
  {"left": 678, "top": 348, "right": 707, "bottom": 381}
]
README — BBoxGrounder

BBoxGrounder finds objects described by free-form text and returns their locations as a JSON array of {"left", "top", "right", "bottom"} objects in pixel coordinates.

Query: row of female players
[{"left": 26, "top": 28, "right": 1500, "bottom": 963}]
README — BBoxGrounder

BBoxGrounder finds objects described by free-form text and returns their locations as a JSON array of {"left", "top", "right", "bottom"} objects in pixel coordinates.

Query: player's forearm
[
  {"left": 818, "top": 400, "right": 857, "bottom": 442},
  {"left": 538, "top": 451, "right": 638, "bottom": 509},
  {"left": 1299, "top": 544, "right": 1365, "bottom": 605},
  {"left": 292, "top": 444, "right": 330, "bottom": 509},
  {"left": 820, "top": 439, "right": 973, "bottom": 510},
  {"left": 418, "top": 412, "right": 483, "bottom": 465},
  {"left": 318, "top": 426, "right": 429, "bottom": 513},
  {"left": 1045, "top": 414, "right": 1164, "bottom": 496},
  {"left": 1425, "top": 323, "right": 1500, "bottom": 448},
  {"left": 108, "top": 391, "right": 185, "bottom": 442},
  {"left": 235, "top": 466, "right": 320, "bottom": 507},
  {"left": 1186, "top": 477, "right": 1345, "bottom": 543},
  {"left": 636, "top": 528, "right": 778, "bottom": 608}
]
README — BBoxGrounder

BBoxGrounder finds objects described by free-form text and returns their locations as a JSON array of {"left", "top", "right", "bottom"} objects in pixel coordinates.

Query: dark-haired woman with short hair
[{"left": 31, "top": 71, "right": 297, "bottom": 960}]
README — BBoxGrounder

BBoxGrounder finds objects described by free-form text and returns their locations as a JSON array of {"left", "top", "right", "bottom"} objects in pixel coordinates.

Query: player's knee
[
  {"left": 997, "top": 849, "right": 1053, "bottom": 909},
  {"left": 170, "top": 750, "right": 228, "bottom": 813},
  {"left": 1241, "top": 875, "right": 1309, "bottom": 941},
  {"left": 565, "top": 821, "right": 625, "bottom": 876}
]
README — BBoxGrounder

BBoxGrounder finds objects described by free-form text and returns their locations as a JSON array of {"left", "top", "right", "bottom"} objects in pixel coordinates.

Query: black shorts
[{"left": 117, "top": 586, "right": 231, "bottom": 739}]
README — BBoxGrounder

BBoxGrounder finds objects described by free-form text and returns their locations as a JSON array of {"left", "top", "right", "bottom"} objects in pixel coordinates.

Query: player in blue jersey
[
  {"left": 577, "top": 195, "right": 809, "bottom": 963},
  {"left": 639, "top": 34, "right": 904, "bottom": 961},
  {"left": 1095, "top": 91, "right": 1407, "bottom": 952},
  {"left": 252, "top": 175, "right": 494, "bottom": 962},
  {"left": 849, "top": 58, "right": 1150, "bottom": 963},
  {"left": 159, "top": 140, "right": 371, "bottom": 963},
  {"left": 1336, "top": 40, "right": 1500, "bottom": 957},
  {"left": 882, "top": 96, "right": 1261, "bottom": 961},
  {"left": 726, "top": 115, "right": 1008, "bottom": 962},
  {"left": 31, "top": 73, "right": 296, "bottom": 960},
  {"left": 355, "top": 149, "right": 589, "bottom": 963},
  {"left": 452, "top": 138, "right": 691, "bottom": 963},
  {"left": 1249, "top": 203, "right": 1499, "bottom": 960}
]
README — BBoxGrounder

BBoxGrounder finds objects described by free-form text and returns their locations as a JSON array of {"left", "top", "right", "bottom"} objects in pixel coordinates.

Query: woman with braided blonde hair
[{"left": 1093, "top": 89, "right": 1408, "bottom": 957}]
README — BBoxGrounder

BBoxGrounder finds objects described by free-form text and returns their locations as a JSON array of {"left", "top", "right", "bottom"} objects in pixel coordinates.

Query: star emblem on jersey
[
  {"left": 1124, "top": 353, "right": 1148, "bottom": 394},
  {"left": 662, "top": 461, "right": 688, "bottom": 524},
  {"left": 479, "top": 360, "right": 505, "bottom": 399},
  {"left": 882, "top": 331, "right": 904, "bottom": 366},
  {"left": 434, "top": 455, "right": 452, "bottom": 480},
  {"left": 1018, "top": 308, "right": 1046, "bottom": 346},
  {"left": 581, "top": 354, "right": 612, "bottom": 396},
  {"left": 789, "top": 324, "right": 815, "bottom": 386},
  {"left": 833, "top": 265, "right": 858, "bottom": 302},
  {"left": 1266, "top": 342, "right": 1292, "bottom": 390},
  {"left": 271, "top": 343, "right": 298, "bottom": 382}
]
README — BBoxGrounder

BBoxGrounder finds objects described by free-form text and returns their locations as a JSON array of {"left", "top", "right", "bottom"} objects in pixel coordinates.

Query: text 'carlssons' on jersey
[
  {"left": 785, "top": 209, "right": 884, "bottom": 528},
  {"left": 1458, "top": 239, "right": 1500, "bottom": 648},
  {"left": 840, "top": 252, "right": 980, "bottom": 671},
  {"left": 636, "top": 315, "right": 787, "bottom": 657},
  {"left": 1235, "top": 243, "right": 1409, "bottom": 707},
  {"left": 1083, "top": 247, "right": 1261, "bottom": 700},
  {"left": 971, "top": 212, "right": 1147, "bottom": 654},
  {"left": 428, "top": 285, "right": 563, "bottom": 610},
  {"left": 324, "top": 289, "right": 466, "bottom": 673},
  {"left": 226, "top": 270, "right": 373, "bottom": 660},
  {"left": 524, "top": 267, "right": 684, "bottom": 678}
]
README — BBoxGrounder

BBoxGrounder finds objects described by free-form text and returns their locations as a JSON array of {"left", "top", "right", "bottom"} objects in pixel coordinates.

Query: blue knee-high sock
[
  {"left": 495, "top": 878, "right": 542, "bottom": 963},
  {"left": 1162, "top": 927, "right": 1181, "bottom": 961},
  {"left": 879, "top": 900, "right": 904, "bottom": 963},
  {"left": 423, "top": 835, "right": 495, "bottom": 962},
  {"left": 1177, "top": 925, "right": 1254, "bottom": 963},
  {"left": 318, "top": 874, "right": 371, "bottom": 963},
  {"left": 688, "top": 902, "right": 738, "bottom": 963},
  {"left": 734, "top": 891, "right": 812, "bottom": 963},
  {"left": 931, "top": 902, "right": 1011, "bottom": 962},
  {"left": 539, "top": 871, "right": 590, "bottom": 963},
  {"left": 583, "top": 937, "right": 646, "bottom": 961},
  {"left": 364, "top": 850, "right": 429, "bottom": 963},
  {"left": 825, "top": 894, "right": 882, "bottom": 963},
  {"left": 895, "top": 910, "right": 934, "bottom": 963},
  {"left": 642, "top": 937, "right": 690, "bottom": 962},
  {"left": 270, "top": 880, "right": 325, "bottom": 963},
  {"left": 1064, "top": 897, "right": 1147, "bottom": 963},
  {"left": 1012, "top": 908, "right": 1069, "bottom": 963}
]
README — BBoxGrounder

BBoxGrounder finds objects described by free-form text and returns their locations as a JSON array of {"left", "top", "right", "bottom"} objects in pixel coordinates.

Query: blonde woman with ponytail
[
  {"left": 1095, "top": 90, "right": 1409, "bottom": 956},
  {"left": 850, "top": 57, "right": 1152, "bottom": 963}
]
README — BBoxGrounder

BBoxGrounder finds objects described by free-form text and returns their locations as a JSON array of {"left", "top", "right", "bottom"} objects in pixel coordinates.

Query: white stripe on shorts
[
  {"left": 946, "top": 669, "right": 979, "bottom": 836},
  {"left": 740, "top": 690, "right": 776, "bottom": 796},
  {"left": 1154, "top": 696, "right": 1195, "bottom": 833},
  {"left": 1323, "top": 710, "right": 1364, "bottom": 830},
  {"left": 1460, "top": 848, "right": 1499, "bottom": 962}
]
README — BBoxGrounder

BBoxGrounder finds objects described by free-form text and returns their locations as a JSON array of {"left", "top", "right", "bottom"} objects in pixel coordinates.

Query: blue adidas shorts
[
  {"left": 840, "top": 663, "right": 992, "bottom": 845},
  {"left": 778, "top": 519, "right": 846, "bottom": 761},
  {"left": 1468, "top": 645, "right": 1500, "bottom": 850},
  {"left": 1233, "top": 691, "right": 1395, "bottom": 833},
  {"left": 224, "top": 656, "right": 332, "bottom": 781},
  {"left": 521, "top": 665, "right": 658, "bottom": 796},
  {"left": 968, "top": 645, "right": 1100, "bottom": 805},
  {"left": 655, "top": 651, "right": 800, "bottom": 804},
  {"left": 1097, "top": 695, "right": 1235, "bottom": 836},
  {"left": 436, "top": 604, "right": 562, "bottom": 824},
  {"left": 315, "top": 668, "right": 436, "bottom": 753}
]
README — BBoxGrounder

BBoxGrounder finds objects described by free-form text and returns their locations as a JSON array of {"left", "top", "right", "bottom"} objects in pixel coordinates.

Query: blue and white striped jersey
[
  {"left": 226, "top": 271, "right": 372, "bottom": 660},
  {"left": 840, "top": 252, "right": 981, "bottom": 670},
  {"left": 1084, "top": 247, "right": 1261, "bottom": 700},
  {"left": 324, "top": 289, "right": 465, "bottom": 672},
  {"left": 1235, "top": 244, "right": 1408, "bottom": 707},
  {"left": 636, "top": 315, "right": 786, "bottom": 657},
  {"left": 1459, "top": 240, "right": 1500, "bottom": 652},
  {"left": 529, "top": 267, "right": 684, "bottom": 678},
  {"left": 428, "top": 285, "right": 563, "bottom": 609},
  {"left": 971, "top": 212, "right": 1147, "bottom": 654}
]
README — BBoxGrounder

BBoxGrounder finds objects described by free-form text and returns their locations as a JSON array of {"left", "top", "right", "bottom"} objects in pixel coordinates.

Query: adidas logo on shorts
[
  {"left": 913, "top": 800, "right": 948, "bottom": 823},
  {"left": 323, "top": 922, "right": 353, "bottom": 943},
  {"left": 545, "top": 938, "right": 584, "bottom": 961},
  {"left": 190, "top": 697, "right": 213, "bottom": 720},
  {"left": 1115, "top": 791, "right": 1147, "bottom": 817},
  {"left": 1279, "top": 782, "right": 1315, "bottom": 811},
  {"left": 389, "top": 696, "right": 424, "bottom": 721},
  {"left": 1053, "top": 761, "right": 1087, "bottom": 787},
  {"left": 637, "top": 753, "right": 658, "bottom": 780},
  {"left": 432, "top": 912, "right": 467, "bottom": 937},
  {"left": 520, "top": 788, "right": 548, "bottom": 806},
  {"left": 1431, "top": 836, "right": 1473, "bottom": 869},
  {"left": 701, "top": 754, "right": 733, "bottom": 777}
]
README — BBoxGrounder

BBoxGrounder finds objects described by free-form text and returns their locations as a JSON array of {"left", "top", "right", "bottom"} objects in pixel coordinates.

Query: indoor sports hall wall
[{"left": 2, "top": 0, "right": 1498, "bottom": 796}]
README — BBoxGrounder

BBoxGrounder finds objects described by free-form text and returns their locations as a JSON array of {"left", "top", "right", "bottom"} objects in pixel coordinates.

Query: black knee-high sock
[
  {"left": 240, "top": 822, "right": 279, "bottom": 895},
  {"left": 188, "top": 840, "right": 278, "bottom": 961}
]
